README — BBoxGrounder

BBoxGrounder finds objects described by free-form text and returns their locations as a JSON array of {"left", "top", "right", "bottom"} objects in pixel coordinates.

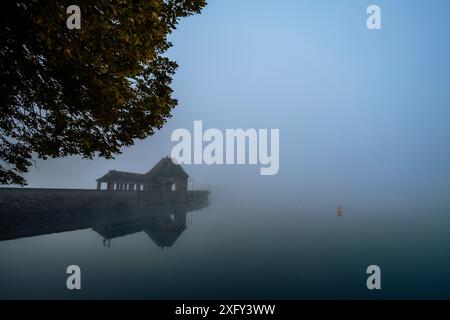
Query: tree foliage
[{"left": 0, "top": 0, "right": 206, "bottom": 185}]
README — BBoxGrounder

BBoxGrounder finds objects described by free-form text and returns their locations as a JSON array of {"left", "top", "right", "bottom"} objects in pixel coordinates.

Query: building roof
[
  {"left": 144, "top": 226, "right": 186, "bottom": 248},
  {"left": 96, "top": 170, "right": 153, "bottom": 183},
  {"left": 92, "top": 221, "right": 187, "bottom": 248},
  {"left": 97, "top": 157, "right": 189, "bottom": 183},
  {"left": 92, "top": 222, "right": 145, "bottom": 240},
  {"left": 145, "top": 157, "right": 189, "bottom": 178}
]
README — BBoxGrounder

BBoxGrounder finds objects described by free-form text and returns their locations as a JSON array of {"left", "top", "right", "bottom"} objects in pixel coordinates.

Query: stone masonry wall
[{"left": 0, "top": 188, "right": 208, "bottom": 214}]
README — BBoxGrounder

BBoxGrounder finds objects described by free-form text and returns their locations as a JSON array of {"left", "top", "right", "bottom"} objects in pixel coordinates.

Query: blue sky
[{"left": 25, "top": 0, "right": 450, "bottom": 210}]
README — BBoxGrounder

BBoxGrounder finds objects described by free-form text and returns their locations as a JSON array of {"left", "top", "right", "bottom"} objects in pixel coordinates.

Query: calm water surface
[{"left": 1, "top": 193, "right": 450, "bottom": 299}]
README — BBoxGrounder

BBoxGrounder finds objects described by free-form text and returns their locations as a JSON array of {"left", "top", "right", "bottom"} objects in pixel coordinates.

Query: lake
[{"left": 1, "top": 193, "right": 450, "bottom": 299}]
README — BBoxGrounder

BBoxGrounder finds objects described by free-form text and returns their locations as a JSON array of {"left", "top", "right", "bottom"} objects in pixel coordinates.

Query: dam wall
[{"left": 0, "top": 188, "right": 210, "bottom": 214}]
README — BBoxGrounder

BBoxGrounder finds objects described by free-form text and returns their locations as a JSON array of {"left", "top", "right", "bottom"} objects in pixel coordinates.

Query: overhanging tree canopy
[{"left": 0, "top": 0, "right": 206, "bottom": 185}]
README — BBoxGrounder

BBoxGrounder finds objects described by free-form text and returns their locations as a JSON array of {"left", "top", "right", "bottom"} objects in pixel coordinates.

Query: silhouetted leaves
[{"left": 0, "top": 0, "right": 206, "bottom": 185}]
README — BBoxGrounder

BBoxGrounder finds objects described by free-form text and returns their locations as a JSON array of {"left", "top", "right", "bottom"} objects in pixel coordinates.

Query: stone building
[{"left": 96, "top": 157, "right": 189, "bottom": 192}]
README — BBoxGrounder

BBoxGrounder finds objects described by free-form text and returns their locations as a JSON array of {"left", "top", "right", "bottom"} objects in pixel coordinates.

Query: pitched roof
[
  {"left": 97, "top": 157, "right": 189, "bottom": 183},
  {"left": 144, "top": 226, "right": 186, "bottom": 248},
  {"left": 92, "top": 221, "right": 186, "bottom": 248},
  {"left": 92, "top": 222, "right": 144, "bottom": 240},
  {"left": 96, "top": 170, "right": 156, "bottom": 183},
  {"left": 145, "top": 157, "right": 189, "bottom": 178}
]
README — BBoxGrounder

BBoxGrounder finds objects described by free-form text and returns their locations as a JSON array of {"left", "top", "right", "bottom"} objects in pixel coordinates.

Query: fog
[{"left": 23, "top": 0, "right": 450, "bottom": 215}]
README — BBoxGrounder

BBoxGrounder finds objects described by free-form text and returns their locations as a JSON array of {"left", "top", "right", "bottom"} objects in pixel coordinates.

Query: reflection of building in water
[
  {"left": 92, "top": 206, "right": 188, "bottom": 249},
  {"left": 0, "top": 197, "right": 209, "bottom": 250},
  {"left": 96, "top": 157, "right": 189, "bottom": 192}
]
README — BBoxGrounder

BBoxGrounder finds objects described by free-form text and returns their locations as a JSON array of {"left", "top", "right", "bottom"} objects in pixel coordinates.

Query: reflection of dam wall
[
  {"left": 0, "top": 188, "right": 209, "bottom": 214},
  {"left": 0, "top": 197, "right": 209, "bottom": 242}
]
